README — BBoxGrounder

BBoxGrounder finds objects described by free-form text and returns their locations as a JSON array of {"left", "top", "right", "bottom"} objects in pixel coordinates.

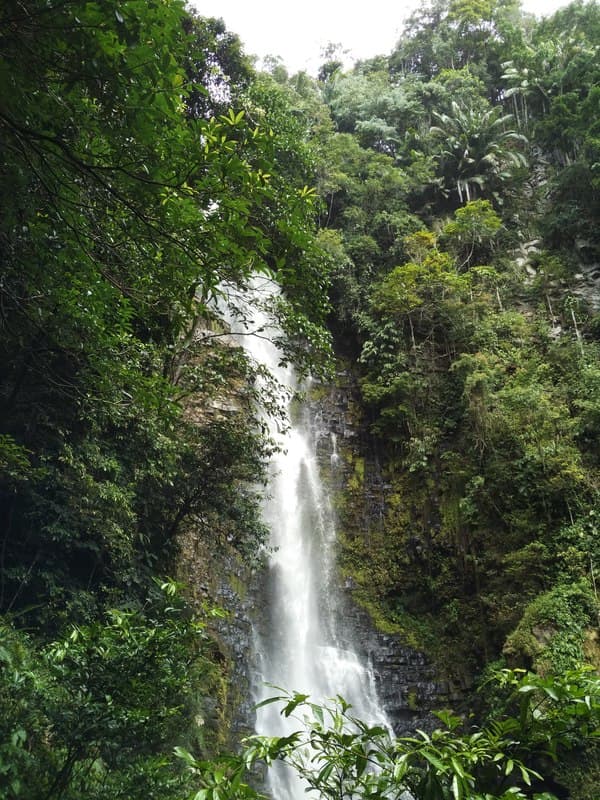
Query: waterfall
[{"left": 226, "top": 279, "right": 389, "bottom": 800}]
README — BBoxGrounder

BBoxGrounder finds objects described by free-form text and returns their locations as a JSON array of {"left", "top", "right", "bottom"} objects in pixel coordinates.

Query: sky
[{"left": 190, "top": 0, "right": 573, "bottom": 75}]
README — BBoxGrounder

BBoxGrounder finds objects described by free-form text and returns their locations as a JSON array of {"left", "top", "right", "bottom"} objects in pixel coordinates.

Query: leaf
[
  {"left": 451, "top": 757, "right": 466, "bottom": 779},
  {"left": 452, "top": 773, "right": 461, "bottom": 800},
  {"left": 422, "top": 750, "right": 447, "bottom": 772},
  {"left": 11, "top": 729, "right": 27, "bottom": 747},
  {"left": 365, "top": 725, "right": 388, "bottom": 738},
  {"left": 356, "top": 752, "right": 367, "bottom": 776},
  {"left": 434, "top": 709, "right": 463, "bottom": 731},
  {"left": 393, "top": 755, "right": 408, "bottom": 781},
  {"left": 317, "top": 761, "right": 335, "bottom": 783},
  {"left": 282, "top": 693, "right": 310, "bottom": 717},
  {"left": 543, "top": 687, "right": 559, "bottom": 701},
  {"left": 174, "top": 746, "right": 198, "bottom": 767},
  {"left": 253, "top": 695, "right": 286, "bottom": 711}
]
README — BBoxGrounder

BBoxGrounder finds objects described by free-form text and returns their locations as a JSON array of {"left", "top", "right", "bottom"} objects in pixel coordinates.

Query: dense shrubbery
[{"left": 0, "top": 582, "right": 226, "bottom": 799}]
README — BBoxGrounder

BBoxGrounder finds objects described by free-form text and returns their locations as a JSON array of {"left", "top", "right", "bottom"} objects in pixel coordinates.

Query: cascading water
[{"left": 226, "top": 280, "right": 390, "bottom": 800}]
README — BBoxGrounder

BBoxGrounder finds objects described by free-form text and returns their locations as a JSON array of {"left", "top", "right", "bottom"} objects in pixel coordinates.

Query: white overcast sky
[{"left": 189, "top": 1, "right": 573, "bottom": 75}]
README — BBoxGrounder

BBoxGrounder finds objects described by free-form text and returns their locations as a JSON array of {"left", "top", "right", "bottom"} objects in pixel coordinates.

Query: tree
[
  {"left": 359, "top": 228, "right": 478, "bottom": 445},
  {"left": 389, "top": 0, "right": 525, "bottom": 97},
  {"left": 430, "top": 101, "right": 527, "bottom": 205},
  {"left": 441, "top": 199, "right": 502, "bottom": 269}
]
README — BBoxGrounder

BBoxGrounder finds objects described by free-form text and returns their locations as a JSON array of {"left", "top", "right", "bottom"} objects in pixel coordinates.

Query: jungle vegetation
[{"left": 1, "top": 0, "right": 599, "bottom": 798}]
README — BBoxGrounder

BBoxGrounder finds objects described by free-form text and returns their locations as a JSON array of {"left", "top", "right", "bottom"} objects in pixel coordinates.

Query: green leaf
[
  {"left": 451, "top": 757, "right": 466, "bottom": 779},
  {"left": 254, "top": 695, "right": 286, "bottom": 711},
  {"left": 282, "top": 693, "right": 310, "bottom": 717},
  {"left": 520, "top": 766, "right": 532, "bottom": 786},
  {"left": 452, "top": 773, "right": 461, "bottom": 800},
  {"left": 422, "top": 750, "right": 447, "bottom": 772},
  {"left": 174, "top": 746, "right": 197, "bottom": 766}
]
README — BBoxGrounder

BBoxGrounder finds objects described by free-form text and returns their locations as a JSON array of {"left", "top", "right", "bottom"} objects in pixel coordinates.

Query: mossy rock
[
  {"left": 553, "top": 742, "right": 600, "bottom": 800},
  {"left": 583, "top": 628, "right": 600, "bottom": 671},
  {"left": 503, "top": 580, "right": 599, "bottom": 673},
  {"left": 348, "top": 456, "right": 365, "bottom": 491}
]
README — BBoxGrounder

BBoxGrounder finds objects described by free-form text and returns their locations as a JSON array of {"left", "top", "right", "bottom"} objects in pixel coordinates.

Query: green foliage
[
  {"left": 180, "top": 668, "right": 600, "bottom": 800},
  {"left": 553, "top": 743, "right": 600, "bottom": 800},
  {"left": 486, "top": 666, "right": 600, "bottom": 762},
  {"left": 0, "top": 623, "right": 48, "bottom": 798},
  {"left": 430, "top": 102, "right": 528, "bottom": 205},
  {"left": 0, "top": 0, "right": 331, "bottom": 621},
  {"left": 312, "top": 5, "right": 600, "bottom": 701},
  {"left": 389, "top": 0, "right": 526, "bottom": 96},
  {"left": 441, "top": 200, "right": 502, "bottom": 268},
  {"left": 3, "top": 0, "right": 600, "bottom": 796},
  {"left": 503, "top": 583, "right": 598, "bottom": 673},
  {"left": 0, "top": 584, "right": 219, "bottom": 799},
  {"left": 359, "top": 224, "right": 480, "bottom": 445}
]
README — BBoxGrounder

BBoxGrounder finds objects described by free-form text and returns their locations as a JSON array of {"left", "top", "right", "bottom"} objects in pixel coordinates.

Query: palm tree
[{"left": 430, "top": 101, "right": 527, "bottom": 204}]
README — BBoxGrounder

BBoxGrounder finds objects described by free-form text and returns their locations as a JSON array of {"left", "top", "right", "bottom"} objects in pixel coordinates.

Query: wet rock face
[
  {"left": 331, "top": 594, "right": 458, "bottom": 734},
  {"left": 213, "top": 558, "right": 259, "bottom": 743},
  {"left": 218, "top": 561, "right": 451, "bottom": 740},
  {"left": 308, "top": 375, "right": 460, "bottom": 734},
  {"left": 572, "top": 261, "right": 600, "bottom": 310},
  {"left": 175, "top": 536, "right": 259, "bottom": 747}
]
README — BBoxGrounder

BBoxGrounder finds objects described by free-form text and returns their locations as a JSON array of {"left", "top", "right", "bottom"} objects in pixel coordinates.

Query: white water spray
[{"left": 227, "top": 280, "right": 389, "bottom": 800}]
